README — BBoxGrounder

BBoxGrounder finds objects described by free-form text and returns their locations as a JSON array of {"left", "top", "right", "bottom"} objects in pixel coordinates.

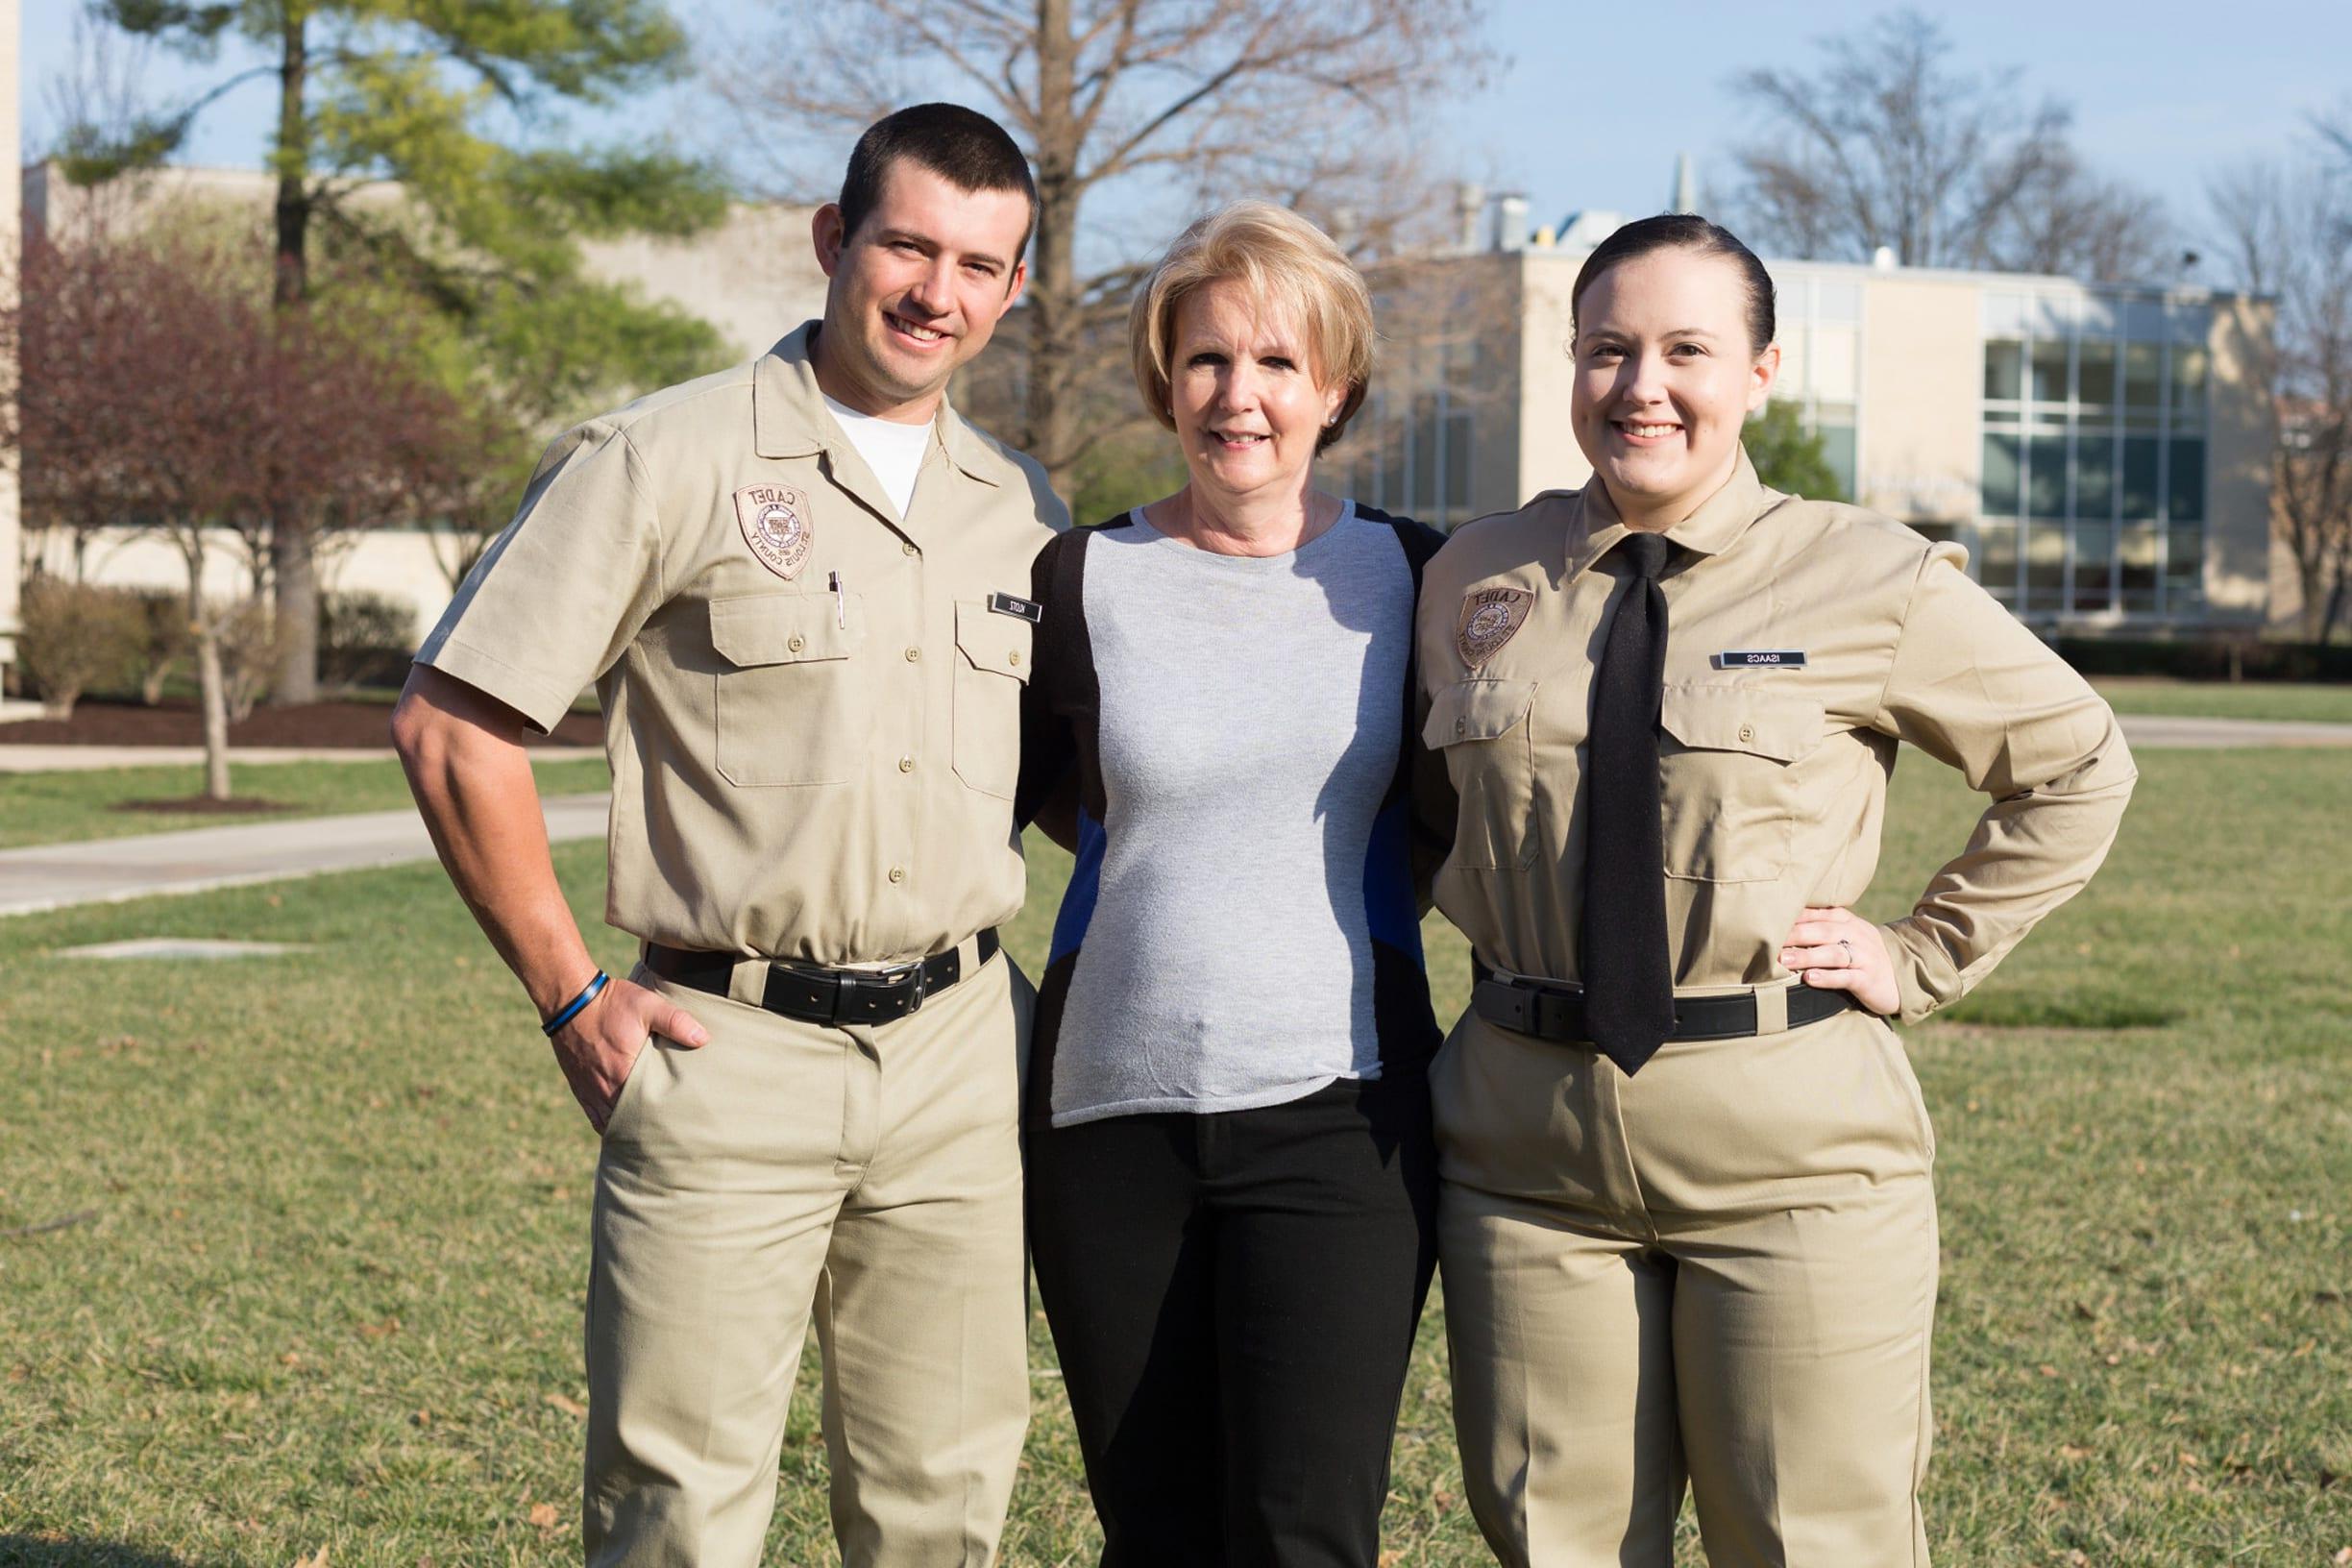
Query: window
[
  {"left": 2075, "top": 432, "right": 2115, "bottom": 519},
  {"left": 2071, "top": 521, "right": 2115, "bottom": 612},
  {"left": 1977, "top": 289, "right": 2212, "bottom": 621},
  {"left": 2168, "top": 440, "right": 2205, "bottom": 522},
  {"left": 2077, "top": 340, "right": 2117, "bottom": 410},
  {"left": 2031, "top": 338, "right": 2070, "bottom": 404},
  {"left": 1982, "top": 432, "right": 2021, "bottom": 517},
  {"left": 2124, "top": 342, "right": 2163, "bottom": 422},
  {"left": 2121, "top": 436, "right": 2161, "bottom": 519},
  {"left": 1984, "top": 339, "right": 2024, "bottom": 403},
  {"left": 2027, "top": 433, "right": 2068, "bottom": 516}
]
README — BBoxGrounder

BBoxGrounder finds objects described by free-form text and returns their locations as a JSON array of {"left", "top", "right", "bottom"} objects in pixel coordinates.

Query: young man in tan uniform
[
  {"left": 1415, "top": 219, "right": 2135, "bottom": 1565},
  {"left": 392, "top": 105, "right": 1066, "bottom": 1566}
]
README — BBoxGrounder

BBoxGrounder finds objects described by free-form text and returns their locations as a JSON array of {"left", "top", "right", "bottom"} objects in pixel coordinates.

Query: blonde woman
[{"left": 1017, "top": 203, "right": 1447, "bottom": 1567}]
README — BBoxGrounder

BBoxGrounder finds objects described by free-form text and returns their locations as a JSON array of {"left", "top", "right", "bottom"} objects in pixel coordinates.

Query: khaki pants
[
  {"left": 584, "top": 950, "right": 1032, "bottom": 1567},
  {"left": 1433, "top": 1000, "right": 1938, "bottom": 1568}
]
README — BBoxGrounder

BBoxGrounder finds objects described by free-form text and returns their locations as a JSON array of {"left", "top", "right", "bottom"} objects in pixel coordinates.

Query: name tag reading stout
[
  {"left": 1712, "top": 649, "right": 1807, "bottom": 670},
  {"left": 989, "top": 591, "right": 1043, "bottom": 624}
]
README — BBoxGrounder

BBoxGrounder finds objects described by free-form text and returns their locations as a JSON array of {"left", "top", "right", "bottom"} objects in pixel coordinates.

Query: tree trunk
[
  {"left": 273, "top": 8, "right": 309, "bottom": 311},
  {"left": 2298, "top": 554, "right": 2329, "bottom": 643},
  {"left": 271, "top": 517, "right": 318, "bottom": 702},
  {"left": 1025, "top": 0, "right": 1081, "bottom": 507},
  {"left": 267, "top": 7, "right": 320, "bottom": 701},
  {"left": 196, "top": 625, "right": 232, "bottom": 802}
]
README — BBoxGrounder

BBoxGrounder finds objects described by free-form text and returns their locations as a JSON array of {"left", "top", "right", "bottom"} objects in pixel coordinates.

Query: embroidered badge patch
[
  {"left": 1456, "top": 587, "right": 1532, "bottom": 669},
  {"left": 733, "top": 482, "right": 814, "bottom": 581}
]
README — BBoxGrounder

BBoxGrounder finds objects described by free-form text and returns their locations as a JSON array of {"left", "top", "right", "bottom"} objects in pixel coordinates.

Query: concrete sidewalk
[
  {"left": 0, "top": 794, "right": 609, "bottom": 919},
  {"left": 2116, "top": 715, "right": 2352, "bottom": 748},
  {"left": 0, "top": 744, "right": 600, "bottom": 772},
  {"left": 1, "top": 710, "right": 2345, "bottom": 920}
]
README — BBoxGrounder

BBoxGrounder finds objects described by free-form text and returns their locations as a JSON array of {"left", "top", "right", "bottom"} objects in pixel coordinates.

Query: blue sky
[{"left": 22, "top": 0, "right": 2351, "bottom": 272}]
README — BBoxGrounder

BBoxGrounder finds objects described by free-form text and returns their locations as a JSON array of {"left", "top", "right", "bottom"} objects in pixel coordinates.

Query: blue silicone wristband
[{"left": 542, "top": 970, "right": 610, "bottom": 1037}]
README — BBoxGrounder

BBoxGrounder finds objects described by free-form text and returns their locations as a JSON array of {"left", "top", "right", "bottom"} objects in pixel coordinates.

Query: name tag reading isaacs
[{"left": 1711, "top": 649, "right": 1807, "bottom": 670}]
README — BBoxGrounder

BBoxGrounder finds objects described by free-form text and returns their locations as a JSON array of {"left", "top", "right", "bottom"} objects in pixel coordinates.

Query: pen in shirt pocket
[{"left": 829, "top": 571, "right": 846, "bottom": 629}]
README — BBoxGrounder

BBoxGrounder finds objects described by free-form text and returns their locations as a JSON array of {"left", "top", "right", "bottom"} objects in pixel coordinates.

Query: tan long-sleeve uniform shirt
[
  {"left": 1416, "top": 448, "right": 2136, "bottom": 1022},
  {"left": 418, "top": 321, "right": 1066, "bottom": 964}
]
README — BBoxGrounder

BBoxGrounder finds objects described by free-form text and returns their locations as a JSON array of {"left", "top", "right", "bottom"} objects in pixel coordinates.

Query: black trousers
[{"left": 1026, "top": 1075, "right": 1438, "bottom": 1568}]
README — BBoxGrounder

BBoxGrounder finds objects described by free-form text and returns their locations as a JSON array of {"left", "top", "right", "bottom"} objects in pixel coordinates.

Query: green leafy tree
[
  {"left": 1745, "top": 399, "right": 1846, "bottom": 502},
  {"left": 64, "top": 0, "right": 732, "bottom": 700}
]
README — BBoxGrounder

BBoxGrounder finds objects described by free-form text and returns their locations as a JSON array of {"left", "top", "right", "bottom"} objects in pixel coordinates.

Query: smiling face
[
  {"left": 811, "top": 159, "right": 1033, "bottom": 421},
  {"left": 1569, "top": 246, "right": 1779, "bottom": 530},
  {"left": 1168, "top": 278, "right": 1348, "bottom": 508}
]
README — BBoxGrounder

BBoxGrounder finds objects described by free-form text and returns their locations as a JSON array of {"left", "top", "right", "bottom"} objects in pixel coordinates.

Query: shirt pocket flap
[
  {"left": 1424, "top": 678, "right": 1538, "bottom": 748},
  {"left": 955, "top": 600, "right": 1032, "bottom": 684},
  {"left": 1659, "top": 683, "right": 1823, "bottom": 762},
  {"left": 709, "top": 592, "right": 860, "bottom": 668}
]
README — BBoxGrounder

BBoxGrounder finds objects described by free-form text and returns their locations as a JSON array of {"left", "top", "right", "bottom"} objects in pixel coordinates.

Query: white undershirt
[{"left": 823, "top": 394, "right": 933, "bottom": 521}]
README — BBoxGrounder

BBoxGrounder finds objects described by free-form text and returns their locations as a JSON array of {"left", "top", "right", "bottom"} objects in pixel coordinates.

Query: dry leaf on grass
[
  {"left": 293, "top": 1550, "right": 329, "bottom": 1568},
  {"left": 545, "top": 1391, "right": 587, "bottom": 1418},
  {"left": 528, "top": 1502, "right": 561, "bottom": 1531}
]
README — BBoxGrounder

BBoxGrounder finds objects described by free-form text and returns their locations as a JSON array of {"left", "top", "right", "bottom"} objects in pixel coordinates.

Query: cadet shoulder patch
[
  {"left": 734, "top": 482, "right": 814, "bottom": 581},
  {"left": 1457, "top": 586, "right": 1531, "bottom": 669}
]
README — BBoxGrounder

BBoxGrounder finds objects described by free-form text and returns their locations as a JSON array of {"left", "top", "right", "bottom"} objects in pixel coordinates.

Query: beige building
[
  {"left": 1339, "top": 205, "right": 2279, "bottom": 632},
  {"left": 15, "top": 160, "right": 825, "bottom": 647}
]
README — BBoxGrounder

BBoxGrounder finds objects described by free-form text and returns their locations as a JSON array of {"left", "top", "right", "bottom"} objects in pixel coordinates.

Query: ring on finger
[{"left": 1838, "top": 938, "right": 1854, "bottom": 966}]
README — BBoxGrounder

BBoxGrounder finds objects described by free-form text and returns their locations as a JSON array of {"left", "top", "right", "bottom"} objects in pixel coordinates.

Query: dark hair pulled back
[{"left": 1570, "top": 213, "right": 1776, "bottom": 355}]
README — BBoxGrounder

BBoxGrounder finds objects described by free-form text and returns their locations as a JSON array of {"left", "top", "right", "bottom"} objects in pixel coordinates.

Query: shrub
[
  {"left": 2052, "top": 635, "right": 2352, "bottom": 684},
  {"left": 212, "top": 599, "right": 287, "bottom": 724},
  {"left": 320, "top": 589, "right": 418, "bottom": 691},
  {"left": 130, "top": 589, "right": 195, "bottom": 705},
  {"left": 16, "top": 577, "right": 145, "bottom": 719}
]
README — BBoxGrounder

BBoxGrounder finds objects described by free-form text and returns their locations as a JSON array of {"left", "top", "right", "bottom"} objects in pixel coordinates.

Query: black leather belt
[
  {"left": 1471, "top": 957, "right": 1857, "bottom": 1045},
  {"left": 646, "top": 930, "right": 999, "bottom": 1027}
]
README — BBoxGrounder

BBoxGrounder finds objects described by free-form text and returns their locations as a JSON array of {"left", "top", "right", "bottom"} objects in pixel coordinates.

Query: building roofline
[{"left": 1497, "top": 241, "right": 2266, "bottom": 306}]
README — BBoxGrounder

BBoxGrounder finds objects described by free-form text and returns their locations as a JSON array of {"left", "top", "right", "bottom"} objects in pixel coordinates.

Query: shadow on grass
[
  {"left": 0, "top": 1537, "right": 213, "bottom": 1567},
  {"left": 1937, "top": 991, "right": 2185, "bottom": 1030}
]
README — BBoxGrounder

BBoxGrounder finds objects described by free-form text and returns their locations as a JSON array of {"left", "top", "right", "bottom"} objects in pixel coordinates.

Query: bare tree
[
  {"left": 2, "top": 235, "right": 471, "bottom": 796},
  {"left": 1725, "top": 10, "right": 2165, "bottom": 281},
  {"left": 714, "top": 0, "right": 1488, "bottom": 502},
  {"left": 2210, "top": 158, "right": 2352, "bottom": 643},
  {"left": 1979, "top": 146, "right": 2175, "bottom": 282}
]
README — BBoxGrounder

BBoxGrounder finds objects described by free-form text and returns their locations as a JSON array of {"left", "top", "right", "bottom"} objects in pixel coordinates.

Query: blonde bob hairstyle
[{"left": 1130, "top": 201, "right": 1375, "bottom": 454}]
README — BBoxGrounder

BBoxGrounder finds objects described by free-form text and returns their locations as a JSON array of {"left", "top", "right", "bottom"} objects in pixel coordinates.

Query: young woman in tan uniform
[{"left": 1416, "top": 215, "right": 2136, "bottom": 1566}]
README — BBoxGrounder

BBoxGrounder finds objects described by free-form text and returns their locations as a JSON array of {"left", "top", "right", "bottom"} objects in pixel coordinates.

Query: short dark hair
[
  {"left": 1570, "top": 213, "right": 1777, "bottom": 355},
  {"left": 837, "top": 103, "right": 1040, "bottom": 264}
]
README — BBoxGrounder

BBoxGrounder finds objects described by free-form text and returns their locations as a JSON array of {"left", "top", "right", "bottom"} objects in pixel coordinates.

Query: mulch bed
[{"left": 0, "top": 697, "right": 604, "bottom": 749}]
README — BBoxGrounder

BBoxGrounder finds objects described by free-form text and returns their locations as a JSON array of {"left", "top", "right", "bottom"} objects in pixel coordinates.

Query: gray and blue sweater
[{"left": 1017, "top": 503, "right": 1448, "bottom": 1128}]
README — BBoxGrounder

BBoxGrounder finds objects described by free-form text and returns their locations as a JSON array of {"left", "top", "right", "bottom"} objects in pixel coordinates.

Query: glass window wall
[{"left": 1977, "top": 290, "right": 2209, "bottom": 621}]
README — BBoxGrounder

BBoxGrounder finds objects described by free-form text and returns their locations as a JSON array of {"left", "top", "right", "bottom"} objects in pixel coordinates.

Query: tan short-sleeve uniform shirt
[
  {"left": 419, "top": 321, "right": 1067, "bottom": 964},
  {"left": 1416, "top": 448, "right": 2136, "bottom": 1024}
]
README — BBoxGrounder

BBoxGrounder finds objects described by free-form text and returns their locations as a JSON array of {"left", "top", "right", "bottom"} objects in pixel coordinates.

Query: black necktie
[{"left": 1581, "top": 531, "right": 1676, "bottom": 1074}]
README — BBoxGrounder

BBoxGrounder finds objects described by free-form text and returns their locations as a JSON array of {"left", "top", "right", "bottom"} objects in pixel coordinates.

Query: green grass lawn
[
  {"left": 1, "top": 750, "right": 2346, "bottom": 1564},
  {"left": 0, "top": 757, "right": 610, "bottom": 851},
  {"left": 2092, "top": 675, "right": 2352, "bottom": 724}
]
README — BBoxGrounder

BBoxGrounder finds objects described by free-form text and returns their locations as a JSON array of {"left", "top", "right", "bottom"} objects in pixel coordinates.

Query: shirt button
[
  {"left": 904, "top": 647, "right": 921, "bottom": 662},
  {"left": 1008, "top": 649, "right": 1021, "bottom": 666},
  {"left": 902, "top": 542, "right": 919, "bottom": 556},
  {"left": 887, "top": 866, "right": 906, "bottom": 884},
  {"left": 1738, "top": 722, "right": 1755, "bottom": 744},
  {"left": 898, "top": 756, "right": 916, "bottom": 773},
  {"left": 1455, "top": 719, "right": 1466, "bottom": 736},
  {"left": 787, "top": 634, "right": 805, "bottom": 653}
]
